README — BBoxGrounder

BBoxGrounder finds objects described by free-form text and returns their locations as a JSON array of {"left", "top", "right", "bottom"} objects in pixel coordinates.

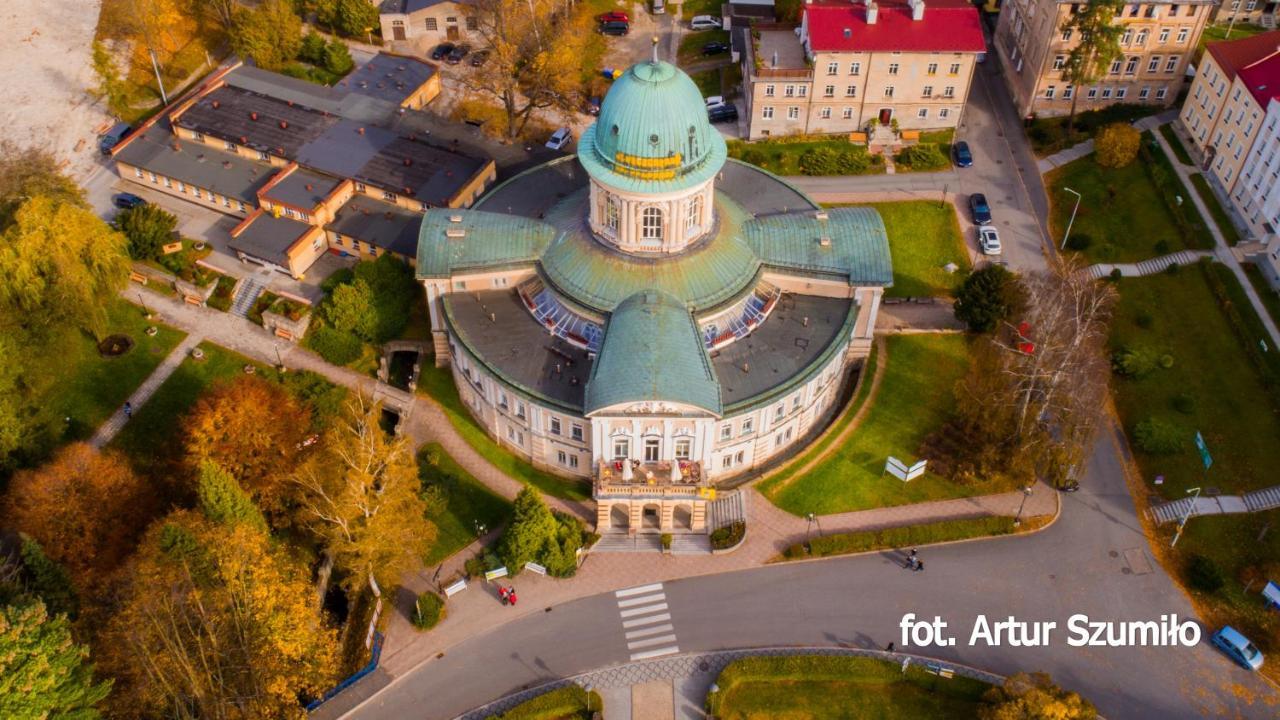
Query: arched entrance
[
  {"left": 610, "top": 504, "right": 630, "bottom": 531},
  {"left": 673, "top": 505, "right": 693, "bottom": 530},
  {"left": 642, "top": 503, "right": 661, "bottom": 530}
]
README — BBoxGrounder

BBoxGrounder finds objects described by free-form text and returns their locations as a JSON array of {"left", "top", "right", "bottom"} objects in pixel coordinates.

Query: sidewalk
[{"left": 1036, "top": 110, "right": 1175, "bottom": 174}]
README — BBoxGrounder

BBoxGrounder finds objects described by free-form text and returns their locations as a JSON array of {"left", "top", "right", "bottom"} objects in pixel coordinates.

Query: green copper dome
[{"left": 577, "top": 61, "right": 727, "bottom": 194}]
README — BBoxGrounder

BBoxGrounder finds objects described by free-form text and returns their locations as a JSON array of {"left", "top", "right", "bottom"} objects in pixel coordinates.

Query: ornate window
[
  {"left": 612, "top": 438, "right": 630, "bottom": 459},
  {"left": 685, "top": 194, "right": 703, "bottom": 237},
  {"left": 605, "top": 194, "right": 620, "bottom": 232},
  {"left": 641, "top": 206, "right": 664, "bottom": 242},
  {"left": 674, "top": 438, "right": 692, "bottom": 460}
]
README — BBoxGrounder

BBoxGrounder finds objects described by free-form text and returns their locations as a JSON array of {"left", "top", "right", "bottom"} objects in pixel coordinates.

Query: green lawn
[
  {"left": 781, "top": 516, "right": 1025, "bottom": 560},
  {"left": 39, "top": 299, "right": 186, "bottom": 443},
  {"left": 1110, "top": 262, "right": 1280, "bottom": 499},
  {"left": 678, "top": 29, "right": 729, "bottom": 64},
  {"left": 1189, "top": 173, "right": 1243, "bottom": 245},
  {"left": 1047, "top": 140, "right": 1212, "bottom": 263},
  {"left": 708, "top": 656, "right": 989, "bottom": 719},
  {"left": 417, "top": 361, "right": 591, "bottom": 501},
  {"left": 1197, "top": 23, "right": 1269, "bottom": 63},
  {"left": 486, "top": 686, "right": 603, "bottom": 720},
  {"left": 1159, "top": 124, "right": 1192, "bottom": 165},
  {"left": 418, "top": 442, "right": 512, "bottom": 566},
  {"left": 727, "top": 139, "right": 886, "bottom": 176},
  {"left": 1244, "top": 264, "right": 1280, "bottom": 329},
  {"left": 688, "top": 68, "right": 722, "bottom": 98},
  {"left": 761, "top": 335, "right": 1009, "bottom": 516},
  {"left": 832, "top": 201, "right": 969, "bottom": 297}
]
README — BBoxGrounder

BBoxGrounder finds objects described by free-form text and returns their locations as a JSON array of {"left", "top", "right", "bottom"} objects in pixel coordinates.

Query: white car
[
  {"left": 690, "top": 15, "right": 722, "bottom": 30},
  {"left": 705, "top": 95, "right": 726, "bottom": 110},
  {"left": 979, "top": 226, "right": 1002, "bottom": 255},
  {"left": 545, "top": 128, "right": 572, "bottom": 151}
]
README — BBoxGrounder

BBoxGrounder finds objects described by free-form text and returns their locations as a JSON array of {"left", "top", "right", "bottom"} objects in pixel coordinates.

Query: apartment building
[
  {"left": 994, "top": 0, "right": 1214, "bottom": 118},
  {"left": 740, "top": 0, "right": 985, "bottom": 139},
  {"left": 380, "top": 0, "right": 477, "bottom": 53},
  {"left": 1212, "top": 0, "right": 1279, "bottom": 29}
]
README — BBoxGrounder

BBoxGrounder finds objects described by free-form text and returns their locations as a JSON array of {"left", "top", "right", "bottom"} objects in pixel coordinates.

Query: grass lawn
[
  {"left": 1189, "top": 173, "right": 1243, "bottom": 245},
  {"left": 417, "top": 361, "right": 591, "bottom": 502},
  {"left": 708, "top": 656, "right": 989, "bottom": 719},
  {"left": 419, "top": 442, "right": 512, "bottom": 566},
  {"left": 39, "top": 299, "right": 186, "bottom": 443},
  {"left": 831, "top": 201, "right": 969, "bottom": 297},
  {"left": 1244, "top": 264, "right": 1280, "bottom": 329},
  {"left": 486, "top": 686, "right": 603, "bottom": 720},
  {"left": 1159, "top": 124, "right": 1193, "bottom": 165},
  {"left": 1047, "top": 142, "right": 1211, "bottom": 263},
  {"left": 678, "top": 29, "right": 729, "bottom": 64},
  {"left": 761, "top": 335, "right": 1011, "bottom": 516},
  {"left": 679, "top": 0, "right": 722, "bottom": 19},
  {"left": 1110, "top": 262, "right": 1280, "bottom": 499},
  {"left": 727, "top": 139, "right": 886, "bottom": 176},
  {"left": 780, "top": 516, "right": 1031, "bottom": 560},
  {"left": 688, "top": 68, "right": 722, "bottom": 98},
  {"left": 1196, "top": 23, "right": 1269, "bottom": 63}
]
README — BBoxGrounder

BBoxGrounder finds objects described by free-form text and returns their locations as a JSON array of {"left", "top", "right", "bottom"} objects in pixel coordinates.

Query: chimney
[
  {"left": 250, "top": 112, "right": 258, "bottom": 121},
  {"left": 866, "top": 0, "right": 878, "bottom": 24},
  {"left": 279, "top": 120, "right": 289, "bottom": 129},
  {"left": 357, "top": 127, "right": 365, "bottom": 135},
  {"left": 911, "top": 0, "right": 925, "bottom": 21},
  {"left": 211, "top": 99, "right": 220, "bottom": 109}
]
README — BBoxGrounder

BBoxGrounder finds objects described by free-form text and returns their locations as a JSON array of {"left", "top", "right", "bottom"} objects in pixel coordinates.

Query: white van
[{"left": 652, "top": 0, "right": 665, "bottom": 14}]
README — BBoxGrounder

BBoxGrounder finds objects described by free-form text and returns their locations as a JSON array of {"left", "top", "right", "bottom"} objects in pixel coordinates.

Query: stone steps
[
  {"left": 229, "top": 277, "right": 264, "bottom": 318},
  {"left": 1244, "top": 486, "right": 1280, "bottom": 513}
]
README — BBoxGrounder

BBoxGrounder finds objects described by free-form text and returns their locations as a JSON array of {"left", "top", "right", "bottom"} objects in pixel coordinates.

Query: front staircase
[{"left": 229, "top": 277, "right": 264, "bottom": 318}]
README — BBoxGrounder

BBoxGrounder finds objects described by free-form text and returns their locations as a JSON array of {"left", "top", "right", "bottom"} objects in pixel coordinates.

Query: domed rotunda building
[{"left": 416, "top": 59, "right": 892, "bottom": 536}]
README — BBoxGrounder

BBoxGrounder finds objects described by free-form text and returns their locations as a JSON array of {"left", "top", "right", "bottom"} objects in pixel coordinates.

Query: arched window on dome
[
  {"left": 641, "top": 206, "right": 664, "bottom": 245},
  {"left": 685, "top": 194, "right": 702, "bottom": 238},
  {"left": 605, "top": 195, "right": 620, "bottom": 233}
]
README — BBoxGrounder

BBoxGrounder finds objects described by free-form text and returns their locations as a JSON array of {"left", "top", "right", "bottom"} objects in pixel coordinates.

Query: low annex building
[
  {"left": 112, "top": 55, "right": 495, "bottom": 279},
  {"left": 416, "top": 61, "right": 892, "bottom": 534}
]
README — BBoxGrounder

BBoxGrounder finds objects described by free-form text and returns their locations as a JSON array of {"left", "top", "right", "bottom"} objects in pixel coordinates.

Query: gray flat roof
[
  {"left": 176, "top": 85, "right": 340, "bottom": 157},
  {"left": 344, "top": 54, "right": 437, "bottom": 105},
  {"left": 264, "top": 167, "right": 343, "bottom": 209},
  {"left": 445, "top": 289, "right": 592, "bottom": 409},
  {"left": 718, "top": 159, "right": 817, "bottom": 216},
  {"left": 711, "top": 294, "right": 851, "bottom": 407},
  {"left": 328, "top": 196, "right": 421, "bottom": 257},
  {"left": 229, "top": 213, "right": 312, "bottom": 265},
  {"left": 473, "top": 156, "right": 589, "bottom": 217},
  {"left": 114, "top": 127, "right": 279, "bottom": 202},
  {"left": 224, "top": 64, "right": 394, "bottom": 125}
]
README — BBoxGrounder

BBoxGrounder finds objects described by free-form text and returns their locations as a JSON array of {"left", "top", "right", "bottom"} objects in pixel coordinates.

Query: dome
[{"left": 577, "top": 61, "right": 727, "bottom": 194}]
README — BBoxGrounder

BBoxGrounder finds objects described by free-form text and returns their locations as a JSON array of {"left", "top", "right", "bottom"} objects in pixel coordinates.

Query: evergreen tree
[
  {"left": 0, "top": 599, "right": 111, "bottom": 720},
  {"left": 18, "top": 536, "right": 78, "bottom": 620},
  {"left": 497, "top": 487, "right": 558, "bottom": 572},
  {"left": 954, "top": 264, "right": 1023, "bottom": 334},
  {"left": 196, "top": 461, "right": 268, "bottom": 532}
]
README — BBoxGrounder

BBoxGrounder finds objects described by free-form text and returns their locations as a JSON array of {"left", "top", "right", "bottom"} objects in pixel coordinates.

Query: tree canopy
[
  {"left": 0, "top": 599, "right": 112, "bottom": 720},
  {"left": 1060, "top": 0, "right": 1127, "bottom": 134},
  {"left": 315, "top": 0, "right": 379, "bottom": 38},
  {"left": 116, "top": 203, "right": 177, "bottom": 260},
  {"left": 229, "top": 0, "right": 303, "bottom": 71},
  {"left": 196, "top": 461, "right": 269, "bottom": 532},
  {"left": 954, "top": 264, "right": 1024, "bottom": 333},
  {"left": 981, "top": 672, "right": 1096, "bottom": 720}
]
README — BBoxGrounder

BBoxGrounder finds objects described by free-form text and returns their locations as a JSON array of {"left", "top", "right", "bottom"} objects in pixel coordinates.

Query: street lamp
[
  {"left": 1013, "top": 485, "right": 1034, "bottom": 527},
  {"left": 1060, "top": 186, "right": 1082, "bottom": 250},
  {"left": 1171, "top": 487, "right": 1201, "bottom": 548},
  {"left": 582, "top": 683, "right": 593, "bottom": 717},
  {"left": 137, "top": 291, "right": 152, "bottom": 319}
]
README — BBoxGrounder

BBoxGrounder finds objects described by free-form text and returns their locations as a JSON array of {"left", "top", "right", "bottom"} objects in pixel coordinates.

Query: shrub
[
  {"left": 783, "top": 517, "right": 1019, "bottom": 559},
  {"left": 660, "top": 533, "right": 672, "bottom": 550},
  {"left": 1172, "top": 393, "right": 1196, "bottom": 415},
  {"left": 1095, "top": 123, "right": 1141, "bottom": 168},
  {"left": 1164, "top": 260, "right": 1181, "bottom": 274},
  {"left": 1134, "top": 311, "right": 1154, "bottom": 329},
  {"left": 1112, "top": 345, "right": 1158, "bottom": 377},
  {"left": 1154, "top": 239, "right": 1171, "bottom": 255},
  {"left": 1186, "top": 554, "right": 1224, "bottom": 593},
  {"left": 1064, "top": 233, "right": 1092, "bottom": 251},
  {"left": 323, "top": 39, "right": 354, "bottom": 75},
  {"left": 835, "top": 147, "right": 870, "bottom": 173},
  {"left": 464, "top": 555, "right": 486, "bottom": 579},
  {"left": 1109, "top": 268, "right": 1123, "bottom": 281},
  {"left": 118, "top": 204, "right": 178, "bottom": 260},
  {"left": 739, "top": 148, "right": 767, "bottom": 167},
  {"left": 954, "top": 264, "right": 1023, "bottom": 332},
  {"left": 895, "top": 143, "right": 948, "bottom": 171},
  {"left": 307, "top": 325, "right": 363, "bottom": 365},
  {"left": 710, "top": 521, "right": 745, "bottom": 550},
  {"left": 298, "top": 33, "right": 327, "bottom": 65},
  {"left": 799, "top": 146, "right": 839, "bottom": 175},
  {"left": 412, "top": 592, "right": 446, "bottom": 630},
  {"left": 1132, "top": 416, "right": 1184, "bottom": 454}
]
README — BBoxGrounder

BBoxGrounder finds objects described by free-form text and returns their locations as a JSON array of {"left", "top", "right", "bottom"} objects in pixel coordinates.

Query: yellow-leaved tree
[{"left": 981, "top": 672, "right": 1097, "bottom": 720}]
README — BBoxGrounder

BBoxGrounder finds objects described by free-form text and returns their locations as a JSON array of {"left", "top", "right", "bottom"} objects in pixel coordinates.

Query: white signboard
[
  {"left": 885, "top": 456, "right": 909, "bottom": 481},
  {"left": 444, "top": 579, "right": 468, "bottom": 597},
  {"left": 523, "top": 562, "right": 547, "bottom": 576},
  {"left": 906, "top": 459, "right": 928, "bottom": 481},
  {"left": 484, "top": 566, "right": 509, "bottom": 582}
]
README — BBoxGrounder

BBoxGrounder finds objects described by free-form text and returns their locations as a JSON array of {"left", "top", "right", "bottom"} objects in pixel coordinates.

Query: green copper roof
[
  {"left": 742, "top": 207, "right": 893, "bottom": 286},
  {"left": 585, "top": 291, "right": 721, "bottom": 416},
  {"left": 577, "top": 62, "right": 727, "bottom": 194},
  {"left": 416, "top": 209, "right": 556, "bottom": 278}
]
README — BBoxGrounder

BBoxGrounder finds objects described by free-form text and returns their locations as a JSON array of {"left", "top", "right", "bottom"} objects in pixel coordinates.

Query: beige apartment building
[
  {"left": 994, "top": 0, "right": 1214, "bottom": 118},
  {"left": 380, "top": 0, "right": 477, "bottom": 54},
  {"left": 1211, "top": 1, "right": 1279, "bottom": 29},
  {"left": 740, "top": 0, "right": 986, "bottom": 140}
]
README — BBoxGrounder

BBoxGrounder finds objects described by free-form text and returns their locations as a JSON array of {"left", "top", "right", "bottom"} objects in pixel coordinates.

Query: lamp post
[
  {"left": 1171, "top": 487, "right": 1201, "bottom": 548},
  {"left": 137, "top": 291, "right": 152, "bottom": 319},
  {"left": 1060, "top": 186, "right": 1082, "bottom": 250},
  {"left": 582, "top": 683, "right": 593, "bottom": 717},
  {"left": 1013, "top": 485, "right": 1034, "bottom": 527}
]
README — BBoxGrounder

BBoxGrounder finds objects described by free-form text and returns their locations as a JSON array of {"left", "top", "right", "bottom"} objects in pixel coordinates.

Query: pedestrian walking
[
  {"left": 914, "top": 560, "right": 925, "bottom": 573},
  {"left": 885, "top": 642, "right": 895, "bottom": 653},
  {"left": 123, "top": 401, "right": 132, "bottom": 419}
]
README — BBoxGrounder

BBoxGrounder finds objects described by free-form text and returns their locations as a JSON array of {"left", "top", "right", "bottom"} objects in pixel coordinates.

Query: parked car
[
  {"left": 705, "top": 95, "right": 725, "bottom": 108},
  {"left": 470, "top": 50, "right": 490, "bottom": 67},
  {"left": 1212, "top": 627, "right": 1264, "bottom": 671},
  {"left": 597, "top": 11, "right": 629, "bottom": 22},
  {"left": 113, "top": 192, "right": 146, "bottom": 210},
  {"left": 546, "top": 128, "right": 573, "bottom": 150},
  {"left": 953, "top": 140, "right": 973, "bottom": 168},
  {"left": 446, "top": 44, "right": 471, "bottom": 64},
  {"left": 690, "top": 15, "right": 722, "bottom": 30},
  {"left": 99, "top": 122, "right": 131, "bottom": 155},
  {"left": 968, "top": 193, "right": 993, "bottom": 225},
  {"left": 708, "top": 103, "right": 738, "bottom": 124},
  {"left": 430, "top": 43, "right": 455, "bottom": 61},
  {"left": 978, "top": 226, "right": 1002, "bottom": 255},
  {"left": 599, "top": 20, "right": 630, "bottom": 35},
  {"left": 702, "top": 41, "right": 730, "bottom": 55}
]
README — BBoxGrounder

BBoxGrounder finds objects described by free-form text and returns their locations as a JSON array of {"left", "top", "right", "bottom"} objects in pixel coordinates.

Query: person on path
[
  {"left": 885, "top": 642, "right": 895, "bottom": 653},
  {"left": 914, "top": 560, "right": 925, "bottom": 573},
  {"left": 123, "top": 401, "right": 132, "bottom": 419}
]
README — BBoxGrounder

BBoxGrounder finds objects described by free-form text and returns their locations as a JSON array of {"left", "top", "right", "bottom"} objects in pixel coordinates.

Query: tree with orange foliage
[
  {"left": 1, "top": 443, "right": 153, "bottom": 587},
  {"left": 183, "top": 375, "right": 311, "bottom": 518}
]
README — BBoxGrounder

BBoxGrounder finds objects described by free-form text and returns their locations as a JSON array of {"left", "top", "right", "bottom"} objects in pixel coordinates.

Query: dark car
[
  {"left": 702, "top": 41, "right": 730, "bottom": 56},
  {"left": 597, "top": 11, "right": 629, "bottom": 22},
  {"left": 708, "top": 103, "right": 738, "bottom": 124},
  {"left": 113, "top": 192, "right": 146, "bottom": 210},
  {"left": 470, "top": 50, "right": 490, "bottom": 67},
  {"left": 599, "top": 20, "right": 629, "bottom": 35},
  {"left": 430, "top": 43, "right": 455, "bottom": 60},
  {"left": 446, "top": 44, "right": 471, "bottom": 64},
  {"left": 99, "top": 122, "right": 131, "bottom": 155},
  {"left": 953, "top": 140, "right": 973, "bottom": 168},
  {"left": 968, "top": 193, "right": 993, "bottom": 225}
]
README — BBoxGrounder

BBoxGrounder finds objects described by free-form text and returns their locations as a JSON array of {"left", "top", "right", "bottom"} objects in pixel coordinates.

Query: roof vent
[
  {"left": 814, "top": 211, "right": 829, "bottom": 221},
  {"left": 250, "top": 112, "right": 258, "bottom": 121},
  {"left": 196, "top": 153, "right": 206, "bottom": 162},
  {"left": 449, "top": 214, "right": 463, "bottom": 223},
  {"left": 222, "top": 161, "right": 232, "bottom": 169},
  {"left": 445, "top": 228, "right": 466, "bottom": 239},
  {"left": 843, "top": 28, "right": 851, "bottom": 38},
  {"left": 171, "top": 141, "right": 181, "bottom": 151},
  {"left": 279, "top": 120, "right": 289, "bottom": 129},
  {"left": 240, "top": 136, "right": 248, "bottom": 144},
  {"left": 819, "top": 236, "right": 832, "bottom": 247},
  {"left": 403, "top": 158, "right": 413, "bottom": 166},
  {"left": 305, "top": 183, "right": 314, "bottom": 191},
  {"left": 211, "top": 99, "right": 220, "bottom": 109},
  {"left": 398, "top": 64, "right": 406, "bottom": 71},
  {"left": 357, "top": 127, "right": 365, "bottom": 135}
]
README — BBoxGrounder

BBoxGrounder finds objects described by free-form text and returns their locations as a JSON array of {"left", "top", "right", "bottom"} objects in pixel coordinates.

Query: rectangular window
[
  {"left": 722, "top": 455, "right": 732, "bottom": 469},
  {"left": 225, "top": 141, "right": 236, "bottom": 151},
  {"left": 774, "top": 404, "right": 785, "bottom": 421},
  {"left": 1061, "top": 29, "right": 1072, "bottom": 42},
  {"left": 643, "top": 438, "right": 660, "bottom": 462},
  {"left": 927, "top": 63, "right": 938, "bottom": 75},
  {"left": 466, "top": 16, "right": 478, "bottom": 30},
  {"left": 382, "top": 191, "right": 396, "bottom": 202},
  {"left": 917, "top": 108, "right": 928, "bottom": 119},
  {"left": 827, "top": 62, "right": 838, "bottom": 75},
  {"left": 939, "top": 108, "right": 950, "bottom": 119},
  {"left": 949, "top": 63, "right": 961, "bottom": 75},
  {"left": 498, "top": 391, "right": 508, "bottom": 410},
  {"left": 741, "top": 417, "right": 754, "bottom": 435},
  {"left": 1177, "top": 29, "right": 1188, "bottom": 43},
  {"left": 720, "top": 424, "right": 733, "bottom": 441},
  {"left": 842, "top": 107, "right": 853, "bottom": 119},
  {"left": 1159, "top": 29, "right": 1169, "bottom": 44},
  {"left": 1087, "top": 87, "right": 1098, "bottom": 99},
  {"left": 1111, "top": 58, "right": 1123, "bottom": 74},
  {"left": 797, "top": 86, "right": 807, "bottom": 97},
  {"left": 1116, "top": 87, "right": 1127, "bottom": 99},
  {"left": 612, "top": 438, "right": 630, "bottom": 459},
  {"left": 1126, "top": 56, "right": 1138, "bottom": 74},
  {"left": 193, "top": 187, "right": 202, "bottom": 199},
  {"left": 845, "top": 85, "right": 857, "bottom": 97},
  {"left": 922, "top": 85, "right": 933, "bottom": 97},
  {"left": 820, "top": 107, "right": 831, "bottom": 119},
  {"left": 888, "top": 63, "right": 899, "bottom": 75},
  {"left": 557, "top": 450, "right": 567, "bottom": 466},
  {"left": 571, "top": 423, "right": 583, "bottom": 441},
  {"left": 884, "top": 86, "right": 894, "bottom": 98},
  {"left": 258, "top": 150, "right": 269, "bottom": 161},
  {"left": 735, "top": 450, "right": 745, "bottom": 464},
  {"left": 1148, "top": 57, "right": 1160, "bottom": 73},
  {"left": 787, "top": 106, "right": 800, "bottom": 119},
  {"left": 1102, "top": 87, "right": 1112, "bottom": 99},
  {"left": 1045, "top": 86, "right": 1055, "bottom": 99},
  {"left": 132, "top": 166, "right": 143, "bottom": 178},
  {"left": 1053, "top": 55, "right": 1065, "bottom": 70},
  {"left": 1156, "top": 86, "right": 1167, "bottom": 100},
  {"left": 762, "top": 106, "right": 774, "bottom": 119},
  {"left": 1063, "top": 85, "right": 1074, "bottom": 99},
  {"left": 675, "top": 438, "right": 692, "bottom": 460},
  {"left": 426, "top": 18, "right": 438, "bottom": 30},
  {"left": 824, "top": 85, "right": 835, "bottom": 97},
  {"left": 1165, "top": 57, "right": 1177, "bottom": 73},
  {"left": 1122, "top": 29, "right": 1133, "bottom": 44},
  {"left": 569, "top": 455, "right": 578, "bottom": 469},
  {"left": 765, "top": 84, "right": 775, "bottom": 97},
  {"left": 943, "top": 86, "right": 955, "bottom": 98},
  {"left": 355, "top": 182, "right": 366, "bottom": 192},
  {"left": 849, "top": 62, "right": 861, "bottom": 75},
  {"left": 784, "top": 85, "right": 795, "bottom": 97},
  {"left": 549, "top": 417, "right": 561, "bottom": 435}
]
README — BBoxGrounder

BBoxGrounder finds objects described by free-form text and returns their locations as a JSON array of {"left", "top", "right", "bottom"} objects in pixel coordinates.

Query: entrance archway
[
  {"left": 673, "top": 505, "right": 692, "bottom": 530},
  {"left": 642, "top": 504, "right": 661, "bottom": 530},
  {"left": 610, "top": 504, "right": 630, "bottom": 531}
]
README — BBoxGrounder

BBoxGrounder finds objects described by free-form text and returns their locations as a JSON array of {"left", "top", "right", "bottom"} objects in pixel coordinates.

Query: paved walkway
[
  {"left": 1036, "top": 110, "right": 1175, "bottom": 174},
  {"left": 1148, "top": 484, "right": 1280, "bottom": 524},
  {"left": 88, "top": 333, "right": 204, "bottom": 448},
  {"left": 1086, "top": 249, "right": 1215, "bottom": 280}
]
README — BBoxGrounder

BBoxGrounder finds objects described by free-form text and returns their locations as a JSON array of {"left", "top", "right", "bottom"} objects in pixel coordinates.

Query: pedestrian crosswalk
[{"left": 615, "top": 583, "right": 680, "bottom": 661}]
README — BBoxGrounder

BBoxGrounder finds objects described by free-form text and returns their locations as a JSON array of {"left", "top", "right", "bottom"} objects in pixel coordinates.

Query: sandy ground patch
[{"left": 0, "top": 1, "right": 112, "bottom": 181}]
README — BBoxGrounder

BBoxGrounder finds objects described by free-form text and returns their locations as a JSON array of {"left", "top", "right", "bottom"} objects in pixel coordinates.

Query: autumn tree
[
  {"left": 1094, "top": 122, "right": 1141, "bottom": 168},
  {"left": 291, "top": 395, "right": 435, "bottom": 593},
  {"left": 230, "top": 0, "right": 303, "bottom": 71},
  {"left": 0, "top": 599, "right": 112, "bottom": 719},
  {"left": 464, "top": 0, "right": 589, "bottom": 140},
  {"left": 315, "top": 0, "right": 380, "bottom": 38},
  {"left": 1060, "top": 0, "right": 1126, "bottom": 135},
  {"left": 201, "top": 0, "right": 242, "bottom": 31},
  {"left": 91, "top": 41, "right": 129, "bottom": 118},
  {"left": 100, "top": 510, "right": 336, "bottom": 719},
  {"left": 184, "top": 375, "right": 311, "bottom": 518},
  {"left": 982, "top": 672, "right": 1096, "bottom": 720},
  {"left": 2, "top": 443, "right": 153, "bottom": 588},
  {"left": 0, "top": 143, "right": 86, "bottom": 224}
]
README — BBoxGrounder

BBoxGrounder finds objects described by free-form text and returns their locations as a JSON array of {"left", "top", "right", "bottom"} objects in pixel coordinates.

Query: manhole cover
[{"left": 1122, "top": 547, "right": 1153, "bottom": 575}]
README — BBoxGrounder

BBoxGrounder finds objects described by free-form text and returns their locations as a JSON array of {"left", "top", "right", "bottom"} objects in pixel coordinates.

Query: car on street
[
  {"left": 1212, "top": 627, "right": 1264, "bottom": 671},
  {"left": 99, "top": 122, "right": 131, "bottom": 155},
  {"left": 470, "top": 50, "right": 490, "bottom": 67},
  {"left": 599, "top": 20, "right": 630, "bottom": 35},
  {"left": 702, "top": 41, "right": 730, "bottom": 55},
  {"left": 705, "top": 95, "right": 725, "bottom": 108},
  {"left": 953, "top": 140, "right": 973, "bottom": 168},
  {"left": 430, "top": 43, "right": 455, "bottom": 60},
  {"left": 597, "top": 11, "right": 629, "bottom": 22},
  {"left": 113, "top": 192, "right": 146, "bottom": 210},
  {"left": 445, "top": 44, "right": 471, "bottom": 64},
  {"left": 546, "top": 128, "right": 573, "bottom": 150},
  {"left": 968, "top": 193, "right": 993, "bottom": 225},
  {"left": 708, "top": 103, "right": 738, "bottom": 124},
  {"left": 690, "top": 15, "right": 722, "bottom": 30},
  {"left": 978, "top": 226, "right": 1002, "bottom": 255}
]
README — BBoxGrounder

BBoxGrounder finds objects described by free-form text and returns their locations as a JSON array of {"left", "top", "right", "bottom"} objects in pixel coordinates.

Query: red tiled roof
[
  {"left": 1238, "top": 52, "right": 1280, "bottom": 108},
  {"left": 805, "top": 0, "right": 986, "bottom": 54},
  {"left": 1206, "top": 29, "right": 1280, "bottom": 80}
]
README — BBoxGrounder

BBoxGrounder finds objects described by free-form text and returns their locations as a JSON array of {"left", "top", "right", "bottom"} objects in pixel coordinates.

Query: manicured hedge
[
  {"left": 782, "top": 516, "right": 1020, "bottom": 559},
  {"left": 484, "top": 686, "right": 603, "bottom": 720}
]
